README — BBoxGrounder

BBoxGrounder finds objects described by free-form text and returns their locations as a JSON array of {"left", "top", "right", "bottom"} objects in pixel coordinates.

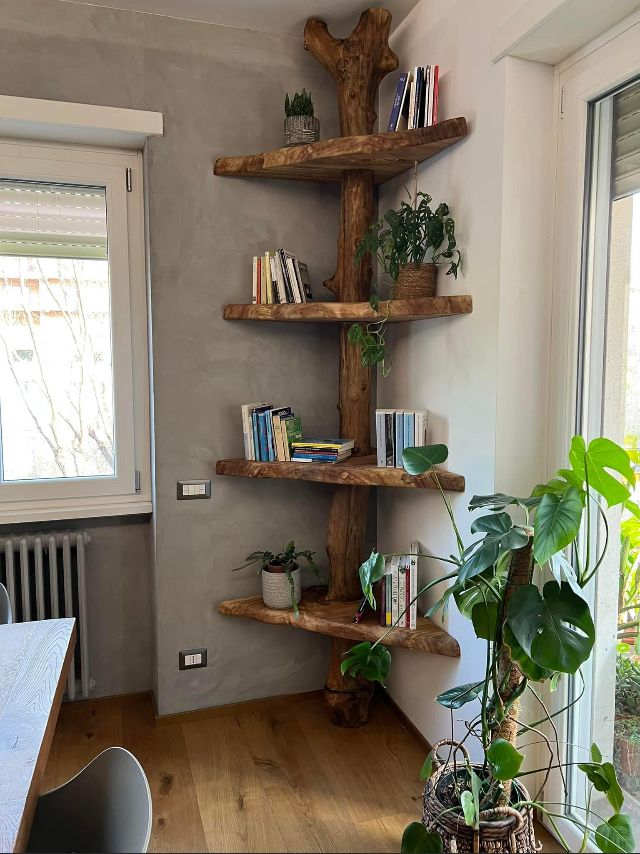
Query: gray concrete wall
[{"left": 0, "top": 0, "right": 342, "bottom": 713}]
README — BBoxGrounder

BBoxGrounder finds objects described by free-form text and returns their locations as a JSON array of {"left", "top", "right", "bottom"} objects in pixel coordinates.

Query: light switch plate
[
  {"left": 179, "top": 648, "right": 208, "bottom": 670},
  {"left": 177, "top": 479, "right": 211, "bottom": 500}
]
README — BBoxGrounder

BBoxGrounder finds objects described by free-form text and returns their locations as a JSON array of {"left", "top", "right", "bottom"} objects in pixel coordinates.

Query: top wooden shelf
[{"left": 213, "top": 118, "right": 468, "bottom": 185}]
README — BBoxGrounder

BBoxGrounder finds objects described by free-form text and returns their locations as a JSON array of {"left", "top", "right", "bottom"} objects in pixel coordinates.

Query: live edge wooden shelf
[
  {"left": 223, "top": 295, "right": 472, "bottom": 323},
  {"left": 216, "top": 455, "right": 465, "bottom": 492},
  {"left": 213, "top": 118, "right": 468, "bottom": 185},
  {"left": 219, "top": 587, "right": 460, "bottom": 657}
]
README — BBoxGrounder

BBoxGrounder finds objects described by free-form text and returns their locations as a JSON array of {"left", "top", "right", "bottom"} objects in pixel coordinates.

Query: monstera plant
[{"left": 345, "top": 437, "right": 639, "bottom": 853}]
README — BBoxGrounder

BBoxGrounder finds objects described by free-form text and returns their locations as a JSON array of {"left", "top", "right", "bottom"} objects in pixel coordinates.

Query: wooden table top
[{"left": 0, "top": 619, "right": 76, "bottom": 853}]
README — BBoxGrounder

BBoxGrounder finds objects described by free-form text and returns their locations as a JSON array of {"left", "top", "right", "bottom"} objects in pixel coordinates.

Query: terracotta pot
[
  {"left": 283, "top": 115, "right": 320, "bottom": 147},
  {"left": 394, "top": 263, "right": 437, "bottom": 300},
  {"left": 261, "top": 562, "right": 301, "bottom": 610}
]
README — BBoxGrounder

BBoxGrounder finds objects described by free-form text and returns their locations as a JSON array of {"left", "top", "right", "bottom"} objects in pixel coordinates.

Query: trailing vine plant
[{"left": 344, "top": 437, "right": 640, "bottom": 853}]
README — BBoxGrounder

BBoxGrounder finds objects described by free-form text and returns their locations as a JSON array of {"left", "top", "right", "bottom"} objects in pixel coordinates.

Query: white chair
[
  {"left": 0, "top": 582, "right": 11, "bottom": 624},
  {"left": 28, "top": 747, "right": 152, "bottom": 853}
]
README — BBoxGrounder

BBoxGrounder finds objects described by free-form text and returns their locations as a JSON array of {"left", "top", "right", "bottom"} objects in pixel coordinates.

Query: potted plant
[
  {"left": 614, "top": 652, "right": 640, "bottom": 794},
  {"left": 234, "top": 540, "right": 318, "bottom": 616},
  {"left": 344, "top": 436, "right": 638, "bottom": 853},
  {"left": 348, "top": 192, "right": 462, "bottom": 374},
  {"left": 284, "top": 89, "right": 319, "bottom": 147}
]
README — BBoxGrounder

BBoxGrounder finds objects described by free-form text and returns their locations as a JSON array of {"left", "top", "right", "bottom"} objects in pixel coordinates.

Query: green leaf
[
  {"left": 436, "top": 681, "right": 484, "bottom": 709},
  {"left": 506, "top": 581, "right": 595, "bottom": 674},
  {"left": 578, "top": 761, "right": 624, "bottom": 814},
  {"left": 503, "top": 624, "right": 553, "bottom": 681},
  {"left": 419, "top": 751, "right": 433, "bottom": 780},
  {"left": 401, "top": 822, "right": 443, "bottom": 854},
  {"left": 340, "top": 641, "right": 391, "bottom": 685},
  {"left": 469, "top": 493, "right": 540, "bottom": 511},
  {"left": 533, "top": 487, "right": 583, "bottom": 565},
  {"left": 402, "top": 444, "right": 449, "bottom": 475},
  {"left": 487, "top": 738, "right": 524, "bottom": 781},
  {"left": 569, "top": 436, "right": 635, "bottom": 508},
  {"left": 592, "top": 743, "right": 603, "bottom": 764},
  {"left": 471, "top": 512, "right": 512, "bottom": 535},
  {"left": 594, "top": 814, "right": 635, "bottom": 853},
  {"left": 458, "top": 538, "right": 500, "bottom": 584},
  {"left": 348, "top": 323, "right": 363, "bottom": 344},
  {"left": 460, "top": 790, "right": 477, "bottom": 828},
  {"left": 471, "top": 601, "right": 499, "bottom": 640},
  {"left": 359, "top": 551, "right": 385, "bottom": 608}
]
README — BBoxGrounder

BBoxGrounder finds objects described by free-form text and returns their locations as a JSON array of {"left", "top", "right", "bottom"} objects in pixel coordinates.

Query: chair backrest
[
  {"left": 28, "top": 747, "right": 152, "bottom": 853},
  {"left": 0, "top": 583, "right": 11, "bottom": 624}
]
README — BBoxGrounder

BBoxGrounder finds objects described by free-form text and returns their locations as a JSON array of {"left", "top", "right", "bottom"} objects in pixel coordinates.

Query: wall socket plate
[
  {"left": 177, "top": 480, "right": 211, "bottom": 500},
  {"left": 179, "top": 648, "right": 208, "bottom": 670}
]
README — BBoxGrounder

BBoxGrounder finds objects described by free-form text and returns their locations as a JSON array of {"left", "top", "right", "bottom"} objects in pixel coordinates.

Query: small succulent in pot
[
  {"left": 234, "top": 540, "right": 318, "bottom": 616},
  {"left": 349, "top": 191, "right": 463, "bottom": 375},
  {"left": 284, "top": 89, "right": 320, "bottom": 147}
]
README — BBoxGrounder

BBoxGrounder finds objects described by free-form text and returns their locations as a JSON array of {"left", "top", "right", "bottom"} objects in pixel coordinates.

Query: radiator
[{"left": 0, "top": 531, "right": 91, "bottom": 700}]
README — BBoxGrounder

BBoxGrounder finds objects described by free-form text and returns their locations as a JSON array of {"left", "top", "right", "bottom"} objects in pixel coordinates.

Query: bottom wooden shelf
[{"left": 218, "top": 586, "right": 460, "bottom": 657}]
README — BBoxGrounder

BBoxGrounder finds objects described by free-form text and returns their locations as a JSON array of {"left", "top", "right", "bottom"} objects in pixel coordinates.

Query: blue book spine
[
  {"left": 388, "top": 72, "right": 408, "bottom": 131},
  {"left": 257, "top": 412, "right": 269, "bottom": 461},
  {"left": 406, "top": 412, "right": 415, "bottom": 450},
  {"left": 265, "top": 412, "right": 275, "bottom": 461},
  {"left": 252, "top": 412, "right": 260, "bottom": 461},
  {"left": 394, "top": 411, "right": 405, "bottom": 468}
]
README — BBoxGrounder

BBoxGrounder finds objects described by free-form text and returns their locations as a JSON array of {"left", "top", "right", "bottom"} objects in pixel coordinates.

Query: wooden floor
[{"left": 43, "top": 690, "right": 561, "bottom": 853}]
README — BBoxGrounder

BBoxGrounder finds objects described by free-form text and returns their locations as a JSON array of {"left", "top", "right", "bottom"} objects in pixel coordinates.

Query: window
[{"left": 0, "top": 141, "right": 150, "bottom": 522}]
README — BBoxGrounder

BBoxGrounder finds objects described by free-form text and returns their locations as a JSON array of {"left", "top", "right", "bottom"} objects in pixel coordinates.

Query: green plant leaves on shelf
[
  {"left": 533, "top": 486, "right": 583, "bottom": 566},
  {"left": 487, "top": 739, "right": 524, "bottom": 781},
  {"left": 402, "top": 444, "right": 449, "bottom": 475},
  {"left": 359, "top": 550, "right": 385, "bottom": 608},
  {"left": 401, "top": 822, "right": 443, "bottom": 854},
  {"left": 569, "top": 436, "right": 635, "bottom": 508},
  {"left": 506, "top": 581, "right": 594, "bottom": 674},
  {"left": 578, "top": 753, "right": 624, "bottom": 814},
  {"left": 340, "top": 641, "right": 391, "bottom": 685},
  {"left": 436, "top": 681, "right": 484, "bottom": 709},
  {"left": 594, "top": 814, "right": 635, "bottom": 853}
]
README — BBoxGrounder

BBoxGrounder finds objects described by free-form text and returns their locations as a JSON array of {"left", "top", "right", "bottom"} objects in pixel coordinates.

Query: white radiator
[{"left": 0, "top": 531, "right": 91, "bottom": 700}]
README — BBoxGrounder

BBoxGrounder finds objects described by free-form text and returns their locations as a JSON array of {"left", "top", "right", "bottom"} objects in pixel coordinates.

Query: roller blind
[
  {"left": 0, "top": 179, "right": 107, "bottom": 259},
  {"left": 614, "top": 80, "right": 640, "bottom": 200}
]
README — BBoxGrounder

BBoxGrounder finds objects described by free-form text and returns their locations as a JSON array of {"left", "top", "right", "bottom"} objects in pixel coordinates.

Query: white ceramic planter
[{"left": 261, "top": 563, "right": 301, "bottom": 610}]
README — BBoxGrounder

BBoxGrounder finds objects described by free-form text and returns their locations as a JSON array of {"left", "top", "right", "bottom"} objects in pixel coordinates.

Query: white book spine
[
  {"left": 408, "top": 72, "right": 417, "bottom": 130},
  {"left": 241, "top": 406, "right": 253, "bottom": 460},
  {"left": 394, "top": 410, "right": 405, "bottom": 468},
  {"left": 410, "top": 540, "right": 419, "bottom": 630},
  {"left": 376, "top": 410, "right": 386, "bottom": 467},
  {"left": 415, "top": 411, "right": 429, "bottom": 446},
  {"left": 390, "top": 555, "right": 400, "bottom": 627},
  {"left": 398, "top": 559, "right": 407, "bottom": 628},
  {"left": 286, "top": 257, "right": 303, "bottom": 303}
]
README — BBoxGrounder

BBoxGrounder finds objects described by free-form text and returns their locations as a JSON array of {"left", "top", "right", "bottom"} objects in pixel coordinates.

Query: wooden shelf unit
[
  {"left": 223, "top": 295, "right": 472, "bottom": 323},
  {"left": 216, "top": 456, "right": 465, "bottom": 492},
  {"left": 214, "top": 10, "right": 470, "bottom": 727},
  {"left": 219, "top": 587, "right": 460, "bottom": 657},
  {"left": 214, "top": 119, "right": 468, "bottom": 185}
]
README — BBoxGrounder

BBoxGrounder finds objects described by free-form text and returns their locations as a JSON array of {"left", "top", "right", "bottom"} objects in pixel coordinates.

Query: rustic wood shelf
[
  {"left": 214, "top": 119, "right": 468, "bottom": 185},
  {"left": 223, "top": 295, "right": 473, "bottom": 323},
  {"left": 219, "top": 587, "right": 460, "bottom": 657},
  {"left": 215, "top": 455, "right": 465, "bottom": 492}
]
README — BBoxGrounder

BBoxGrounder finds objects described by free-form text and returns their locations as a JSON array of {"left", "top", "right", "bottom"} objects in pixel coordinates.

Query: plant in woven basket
[
  {"left": 347, "top": 438, "right": 640, "bottom": 853},
  {"left": 233, "top": 540, "right": 318, "bottom": 617},
  {"left": 349, "top": 191, "right": 462, "bottom": 375},
  {"left": 285, "top": 89, "right": 314, "bottom": 117}
]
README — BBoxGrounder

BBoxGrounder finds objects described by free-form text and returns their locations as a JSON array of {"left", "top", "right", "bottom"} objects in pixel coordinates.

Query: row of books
[
  {"left": 387, "top": 65, "right": 439, "bottom": 132},
  {"left": 241, "top": 402, "right": 303, "bottom": 462},
  {"left": 377, "top": 543, "right": 419, "bottom": 628},
  {"left": 252, "top": 250, "right": 313, "bottom": 305},
  {"left": 376, "top": 409, "right": 429, "bottom": 468},
  {"left": 290, "top": 438, "right": 353, "bottom": 464}
]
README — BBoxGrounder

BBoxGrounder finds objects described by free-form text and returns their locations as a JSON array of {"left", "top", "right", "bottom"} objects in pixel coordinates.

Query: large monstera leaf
[
  {"left": 533, "top": 486, "right": 583, "bottom": 566},
  {"left": 506, "top": 581, "right": 595, "bottom": 674},
  {"left": 569, "top": 436, "right": 636, "bottom": 508},
  {"left": 458, "top": 513, "right": 529, "bottom": 584},
  {"left": 402, "top": 444, "right": 449, "bottom": 475}
]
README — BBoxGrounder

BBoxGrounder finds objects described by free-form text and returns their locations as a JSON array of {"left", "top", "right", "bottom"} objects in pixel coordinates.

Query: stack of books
[
  {"left": 387, "top": 65, "right": 439, "bottom": 132},
  {"left": 376, "top": 409, "right": 429, "bottom": 468},
  {"left": 241, "top": 403, "right": 303, "bottom": 462},
  {"left": 290, "top": 439, "right": 354, "bottom": 464},
  {"left": 252, "top": 250, "right": 313, "bottom": 304},
  {"left": 377, "top": 542, "right": 419, "bottom": 628}
]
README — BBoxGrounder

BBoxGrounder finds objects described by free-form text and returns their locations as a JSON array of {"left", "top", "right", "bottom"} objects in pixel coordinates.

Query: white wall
[{"left": 377, "top": 0, "right": 554, "bottom": 755}]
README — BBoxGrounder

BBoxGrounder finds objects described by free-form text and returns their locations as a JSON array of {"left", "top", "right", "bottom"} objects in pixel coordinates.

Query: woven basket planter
[
  {"left": 394, "top": 263, "right": 437, "bottom": 299},
  {"left": 422, "top": 741, "right": 537, "bottom": 854},
  {"left": 284, "top": 115, "right": 320, "bottom": 147},
  {"left": 261, "top": 563, "right": 301, "bottom": 610}
]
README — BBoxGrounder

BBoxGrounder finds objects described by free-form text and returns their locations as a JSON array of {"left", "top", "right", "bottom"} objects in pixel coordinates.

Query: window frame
[{"left": 0, "top": 139, "right": 151, "bottom": 523}]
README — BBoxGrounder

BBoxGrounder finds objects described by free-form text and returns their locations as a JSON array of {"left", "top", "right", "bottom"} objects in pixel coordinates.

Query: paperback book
[
  {"left": 378, "top": 540, "right": 419, "bottom": 629},
  {"left": 375, "top": 409, "right": 429, "bottom": 468},
  {"left": 252, "top": 250, "right": 313, "bottom": 305},
  {"left": 241, "top": 402, "right": 302, "bottom": 462},
  {"left": 290, "top": 438, "right": 354, "bottom": 464},
  {"left": 387, "top": 65, "right": 439, "bottom": 132}
]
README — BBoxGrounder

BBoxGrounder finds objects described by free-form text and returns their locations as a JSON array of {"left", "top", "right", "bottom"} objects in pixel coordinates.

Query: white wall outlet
[
  {"left": 177, "top": 480, "right": 211, "bottom": 500},
  {"left": 179, "top": 648, "right": 207, "bottom": 670}
]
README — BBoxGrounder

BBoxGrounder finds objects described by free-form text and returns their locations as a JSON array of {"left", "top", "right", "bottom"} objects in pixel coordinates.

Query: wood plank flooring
[{"left": 42, "top": 690, "right": 561, "bottom": 853}]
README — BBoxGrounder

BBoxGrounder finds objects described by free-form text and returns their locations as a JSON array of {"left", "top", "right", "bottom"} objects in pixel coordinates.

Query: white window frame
[
  {"left": 0, "top": 139, "right": 151, "bottom": 523},
  {"left": 546, "top": 11, "right": 640, "bottom": 850}
]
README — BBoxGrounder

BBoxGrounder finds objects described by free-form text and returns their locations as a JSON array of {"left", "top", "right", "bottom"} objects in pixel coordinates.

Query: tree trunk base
[{"left": 324, "top": 638, "right": 374, "bottom": 726}]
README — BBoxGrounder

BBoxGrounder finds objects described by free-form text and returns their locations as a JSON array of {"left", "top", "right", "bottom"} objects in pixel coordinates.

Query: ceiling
[{"left": 61, "top": 0, "right": 419, "bottom": 36}]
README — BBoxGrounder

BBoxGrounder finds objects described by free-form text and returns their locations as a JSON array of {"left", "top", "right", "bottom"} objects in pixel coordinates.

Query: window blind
[
  {"left": 0, "top": 179, "right": 107, "bottom": 259},
  {"left": 614, "top": 81, "right": 640, "bottom": 200}
]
